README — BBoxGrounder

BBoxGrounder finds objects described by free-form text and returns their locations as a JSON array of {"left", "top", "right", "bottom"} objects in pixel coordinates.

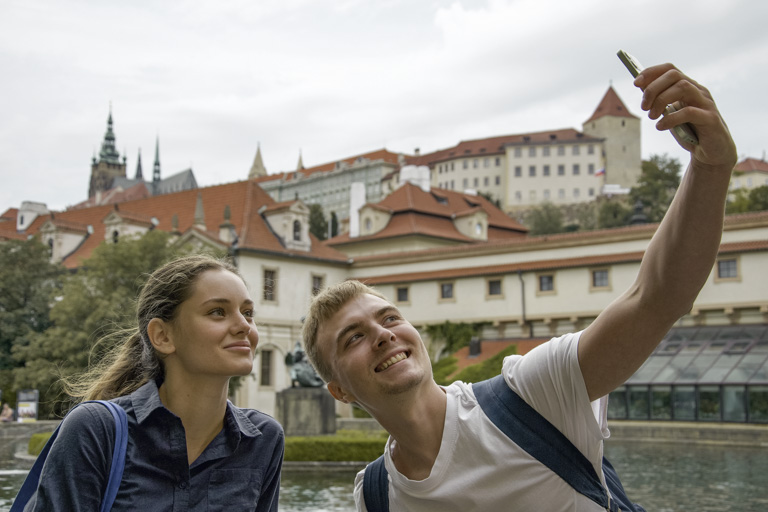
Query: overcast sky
[{"left": 1, "top": 0, "right": 766, "bottom": 212}]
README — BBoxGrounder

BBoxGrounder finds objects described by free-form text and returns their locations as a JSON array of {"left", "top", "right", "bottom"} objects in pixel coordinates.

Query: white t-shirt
[{"left": 354, "top": 331, "right": 611, "bottom": 512}]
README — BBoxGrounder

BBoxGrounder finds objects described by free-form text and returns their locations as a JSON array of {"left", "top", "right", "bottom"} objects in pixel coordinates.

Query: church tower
[
  {"left": 582, "top": 86, "right": 641, "bottom": 189},
  {"left": 89, "top": 106, "right": 127, "bottom": 198},
  {"left": 248, "top": 143, "right": 267, "bottom": 179}
]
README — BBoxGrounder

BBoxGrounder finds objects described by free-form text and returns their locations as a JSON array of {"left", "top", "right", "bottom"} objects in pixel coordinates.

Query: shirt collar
[{"left": 130, "top": 379, "right": 263, "bottom": 439}]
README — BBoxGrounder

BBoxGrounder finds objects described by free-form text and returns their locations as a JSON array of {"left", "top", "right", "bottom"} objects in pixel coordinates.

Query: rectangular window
[
  {"left": 543, "top": 189, "right": 550, "bottom": 200},
  {"left": 487, "top": 279, "right": 502, "bottom": 297},
  {"left": 573, "top": 164, "right": 580, "bottom": 175},
  {"left": 495, "top": 176, "right": 501, "bottom": 185},
  {"left": 260, "top": 349, "right": 273, "bottom": 387},
  {"left": 483, "top": 176, "right": 489, "bottom": 186},
  {"left": 473, "top": 158, "right": 479, "bottom": 168},
  {"left": 572, "top": 145, "right": 580, "bottom": 155},
  {"left": 440, "top": 282, "right": 454, "bottom": 300},
  {"left": 473, "top": 177, "right": 479, "bottom": 187},
  {"left": 463, "top": 178, "right": 468, "bottom": 188},
  {"left": 311, "top": 274, "right": 324, "bottom": 296},
  {"left": 538, "top": 273, "right": 555, "bottom": 293},
  {"left": 542, "top": 147, "right": 550, "bottom": 157},
  {"left": 716, "top": 258, "right": 738, "bottom": 280},
  {"left": 543, "top": 165, "right": 550, "bottom": 176},
  {"left": 396, "top": 286, "right": 409, "bottom": 303},
  {"left": 463, "top": 160, "right": 468, "bottom": 169},
  {"left": 529, "top": 165, "right": 536, "bottom": 177},
  {"left": 495, "top": 157, "right": 500, "bottom": 166},
  {"left": 591, "top": 268, "right": 609, "bottom": 289},
  {"left": 557, "top": 146, "right": 565, "bottom": 156},
  {"left": 528, "top": 147, "right": 536, "bottom": 157},
  {"left": 588, "top": 144, "right": 595, "bottom": 155},
  {"left": 573, "top": 188, "right": 580, "bottom": 198},
  {"left": 484, "top": 157, "right": 490, "bottom": 168},
  {"left": 558, "top": 189, "right": 565, "bottom": 199},
  {"left": 588, "top": 163, "right": 595, "bottom": 175},
  {"left": 557, "top": 164, "right": 565, "bottom": 176},
  {"left": 514, "top": 147, "right": 522, "bottom": 157},
  {"left": 263, "top": 269, "right": 277, "bottom": 302},
  {"left": 515, "top": 166, "right": 522, "bottom": 177}
]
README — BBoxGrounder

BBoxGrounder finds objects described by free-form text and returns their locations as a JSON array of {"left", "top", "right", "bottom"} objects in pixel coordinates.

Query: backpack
[
  {"left": 363, "top": 375, "right": 645, "bottom": 512},
  {"left": 11, "top": 400, "right": 128, "bottom": 512}
]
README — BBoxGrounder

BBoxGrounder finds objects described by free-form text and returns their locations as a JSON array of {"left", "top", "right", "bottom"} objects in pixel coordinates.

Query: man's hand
[{"left": 635, "top": 63, "right": 737, "bottom": 171}]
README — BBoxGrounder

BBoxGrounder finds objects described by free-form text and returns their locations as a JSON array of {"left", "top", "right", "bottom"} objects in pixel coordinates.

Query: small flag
[{"left": 595, "top": 168, "right": 605, "bottom": 176}]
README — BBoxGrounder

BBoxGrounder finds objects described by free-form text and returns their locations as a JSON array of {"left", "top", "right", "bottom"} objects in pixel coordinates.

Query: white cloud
[{"left": 1, "top": 0, "right": 766, "bottom": 210}]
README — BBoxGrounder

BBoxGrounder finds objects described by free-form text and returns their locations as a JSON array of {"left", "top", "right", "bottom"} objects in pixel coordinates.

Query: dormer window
[
  {"left": 47, "top": 238, "right": 53, "bottom": 257},
  {"left": 112, "top": 230, "right": 119, "bottom": 244},
  {"left": 293, "top": 220, "right": 301, "bottom": 241}
]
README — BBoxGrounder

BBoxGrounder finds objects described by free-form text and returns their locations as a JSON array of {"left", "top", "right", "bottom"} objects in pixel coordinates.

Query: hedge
[
  {"left": 28, "top": 432, "right": 53, "bottom": 456},
  {"left": 284, "top": 430, "right": 388, "bottom": 462}
]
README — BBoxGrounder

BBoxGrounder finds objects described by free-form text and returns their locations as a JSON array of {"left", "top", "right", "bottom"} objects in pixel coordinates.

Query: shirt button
[{"left": 178, "top": 481, "right": 188, "bottom": 490}]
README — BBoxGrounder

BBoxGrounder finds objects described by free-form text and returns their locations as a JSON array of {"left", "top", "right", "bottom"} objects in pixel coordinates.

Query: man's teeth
[{"left": 379, "top": 352, "right": 408, "bottom": 371}]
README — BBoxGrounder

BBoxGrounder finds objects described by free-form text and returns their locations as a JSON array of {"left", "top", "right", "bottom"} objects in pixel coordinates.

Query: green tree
[
  {"left": 597, "top": 199, "right": 632, "bottom": 229},
  {"left": 526, "top": 202, "right": 565, "bottom": 235},
  {"left": 308, "top": 203, "right": 328, "bottom": 241},
  {"left": 12, "top": 230, "right": 183, "bottom": 417},
  {"left": 726, "top": 185, "right": 768, "bottom": 214},
  {"left": 425, "top": 321, "right": 489, "bottom": 356},
  {"left": 0, "top": 239, "right": 63, "bottom": 405},
  {"left": 629, "top": 154, "right": 682, "bottom": 223}
]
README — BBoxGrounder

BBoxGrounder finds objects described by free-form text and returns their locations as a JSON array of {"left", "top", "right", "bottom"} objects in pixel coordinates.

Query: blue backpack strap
[
  {"left": 362, "top": 455, "right": 389, "bottom": 512},
  {"left": 473, "top": 375, "right": 642, "bottom": 512},
  {"left": 11, "top": 400, "right": 128, "bottom": 512},
  {"left": 98, "top": 400, "right": 128, "bottom": 512}
]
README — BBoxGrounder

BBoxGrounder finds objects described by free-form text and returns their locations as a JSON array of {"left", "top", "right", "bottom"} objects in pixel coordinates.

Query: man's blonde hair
[{"left": 302, "top": 280, "right": 390, "bottom": 383}]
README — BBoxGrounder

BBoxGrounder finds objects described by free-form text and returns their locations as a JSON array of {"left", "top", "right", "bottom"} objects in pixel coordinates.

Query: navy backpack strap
[
  {"left": 11, "top": 400, "right": 128, "bottom": 512},
  {"left": 363, "top": 455, "right": 389, "bottom": 512},
  {"left": 474, "top": 375, "right": 628, "bottom": 511}
]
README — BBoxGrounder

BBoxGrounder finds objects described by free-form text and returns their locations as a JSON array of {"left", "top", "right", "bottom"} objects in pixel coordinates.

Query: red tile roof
[
  {"left": 10, "top": 180, "right": 348, "bottom": 269},
  {"left": 735, "top": 158, "right": 768, "bottom": 174},
  {"left": 584, "top": 86, "right": 638, "bottom": 123},
  {"left": 356, "top": 239, "right": 768, "bottom": 285},
  {"left": 69, "top": 182, "right": 151, "bottom": 210},
  {"left": 407, "top": 129, "right": 602, "bottom": 167},
  {"left": 327, "top": 183, "right": 527, "bottom": 247},
  {"left": 250, "top": 149, "right": 405, "bottom": 186}
]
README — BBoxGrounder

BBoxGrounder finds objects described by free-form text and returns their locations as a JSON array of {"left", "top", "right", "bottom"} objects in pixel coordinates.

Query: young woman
[{"left": 24, "top": 254, "right": 284, "bottom": 510}]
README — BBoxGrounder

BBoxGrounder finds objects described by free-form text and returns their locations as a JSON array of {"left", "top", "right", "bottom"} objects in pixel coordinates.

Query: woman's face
[{"left": 164, "top": 269, "right": 259, "bottom": 380}]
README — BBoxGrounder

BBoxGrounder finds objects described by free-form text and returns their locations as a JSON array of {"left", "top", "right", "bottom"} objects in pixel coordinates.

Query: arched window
[
  {"left": 47, "top": 238, "right": 54, "bottom": 257},
  {"left": 113, "top": 230, "right": 119, "bottom": 244},
  {"left": 293, "top": 220, "right": 301, "bottom": 241}
]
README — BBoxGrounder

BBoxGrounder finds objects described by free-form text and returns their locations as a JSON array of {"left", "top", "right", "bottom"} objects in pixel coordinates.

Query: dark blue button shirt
[{"left": 25, "top": 379, "right": 284, "bottom": 511}]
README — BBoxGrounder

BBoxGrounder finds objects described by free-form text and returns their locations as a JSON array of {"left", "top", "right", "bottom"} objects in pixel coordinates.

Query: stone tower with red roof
[{"left": 582, "top": 86, "right": 641, "bottom": 189}]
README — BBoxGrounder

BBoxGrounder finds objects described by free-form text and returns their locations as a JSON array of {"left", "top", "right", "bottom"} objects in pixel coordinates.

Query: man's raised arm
[{"left": 578, "top": 63, "right": 738, "bottom": 401}]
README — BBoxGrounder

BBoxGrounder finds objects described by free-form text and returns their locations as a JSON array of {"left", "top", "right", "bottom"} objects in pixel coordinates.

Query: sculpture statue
[{"left": 286, "top": 340, "right": 324, "bottom": 388}]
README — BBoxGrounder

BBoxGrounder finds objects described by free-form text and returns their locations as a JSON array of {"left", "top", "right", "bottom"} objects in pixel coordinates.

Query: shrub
[
  {"left": 432, "top": 356, "right": 458, "bottom": 386},
  {"left": 450, "top": 345, "right": 517, "bottom": 384},
  {"left": 28, "top": 432, "right": 53, "bottom": 456},
  {"left": 285, "top": 430, "right": 387, "bottom": 462}
]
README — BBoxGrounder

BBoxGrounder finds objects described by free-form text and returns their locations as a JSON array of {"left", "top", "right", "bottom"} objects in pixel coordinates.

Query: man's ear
[
  {"left": 327, "top": 381, "right": 354, "bottom": 404},
  {"left": 147, "top": 318, "right": 176, "bottom": 356}
]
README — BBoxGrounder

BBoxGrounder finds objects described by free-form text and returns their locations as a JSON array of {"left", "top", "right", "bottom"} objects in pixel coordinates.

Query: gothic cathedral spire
[
  {"left": 248, "top": 143, "right": 267, "bottom": 179},
  {"left": 153, "top": 136, "right": 161, "bottom": 183}
]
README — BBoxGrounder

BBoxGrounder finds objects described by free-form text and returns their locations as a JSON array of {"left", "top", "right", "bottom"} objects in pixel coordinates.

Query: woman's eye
[
  {"left": 243, "top": 309, "right": 255, "bottom": 319},
  {"left": 209, "top": 308, "right": 225, "bottom": 316}
]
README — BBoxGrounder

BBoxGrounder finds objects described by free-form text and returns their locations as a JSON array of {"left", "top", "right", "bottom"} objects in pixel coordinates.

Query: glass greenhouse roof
[{"left": 627, "top": 325, "right": 768, "bottom": 385}]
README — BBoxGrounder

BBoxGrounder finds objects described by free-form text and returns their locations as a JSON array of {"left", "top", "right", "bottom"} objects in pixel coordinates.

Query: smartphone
[{"left": 617, "top": 50, "right": 699, "bottom": 145}]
